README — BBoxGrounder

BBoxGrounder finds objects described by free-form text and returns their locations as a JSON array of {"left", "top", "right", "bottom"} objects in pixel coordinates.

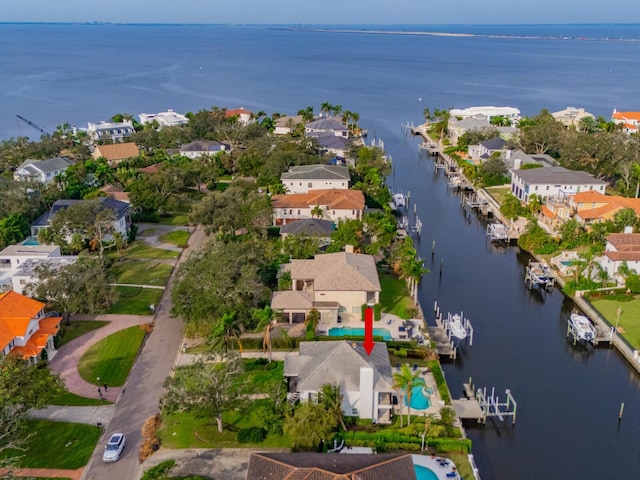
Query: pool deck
[
  {"left": 412, "top": 454, "right": 460, "bottom": 479},
  {"left": 318, "top": 313, "right": 426, "bottom": 342}
]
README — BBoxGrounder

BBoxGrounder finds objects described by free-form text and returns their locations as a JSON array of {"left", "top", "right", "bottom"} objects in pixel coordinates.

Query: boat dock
[
  {"left": 524, "top": 260, "right": 555, "bottom": 289},
  {"left": 452, "top": 380, "right": 518, "bottom": 425},
  {"left": 429, "top": 302, "right": 474, "bottom": 359}
]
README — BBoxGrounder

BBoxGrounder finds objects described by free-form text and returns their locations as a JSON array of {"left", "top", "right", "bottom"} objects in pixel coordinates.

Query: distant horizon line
[{"left": 1, "top": 21, "right": 639, "bottom": 27}]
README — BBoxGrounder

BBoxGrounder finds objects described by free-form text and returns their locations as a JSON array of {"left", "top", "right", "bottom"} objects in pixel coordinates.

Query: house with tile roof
[
  {"left": 611, "top": 109, "right": 640, "bottom": 135},
  {"left": 271, "top": 189, "right": 364, "bottom": 226},
  {"left": 273, "top": 114, "right": 306, "bottom": 135},
  {"left": 511, "top": 166, "right": 607, "bottom": 204},
  {"left": 280, "top": 164, "right": 351, "bottom": 193},
  {"left": 271, "top": 250, "right": 380, "bottom": 323},
  {"left": 247, "top": 452, "right": 417, "bottom": 480},
  {"left": 225, "top": 107, "right": 253, "bottom": 125},
  {"left": 598, "top": 228, "right": 640, "bottom": 283},
  {"left": 178, "top": 140, "right": 230, "bottom": 159},
  {"left": 92, "top": 142, "right": 140, "bottom": 166},
  {"left": 0, "top": 290, "right": 61, "bottom": 363},
  {"left": 285, "top": 340, "right": 394, "bottom": 424},
  {"left": 13, "top": 157, "right": 74, "bottom": 184},
  {"left": 100, "top": 184, "right": 130, "bottom": 203}
]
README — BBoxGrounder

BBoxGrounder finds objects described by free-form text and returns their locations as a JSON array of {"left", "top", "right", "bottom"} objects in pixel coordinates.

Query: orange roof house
[
  {"left": 611, "top": 110, "right": 640, "bottom": 134},
  {"left": 570, "top": 191, "right": 640, "bottom": 225},
  {"left": 0, "top": 291, "right": 61, "bottom": 362},
  {"left": 92, "top": 142, "right": 140, "bottom": 166},
  {"left": 225, "top": 107, "right": 253, "bottom": 125},
  {"left": 271, "top": 189, "right": 365, "bottom": 226}
]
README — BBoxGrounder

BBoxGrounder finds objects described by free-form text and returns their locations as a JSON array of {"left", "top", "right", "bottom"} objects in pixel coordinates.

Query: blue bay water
[{"left": 3, "top": 23, "right": 640, "bottom": 479}]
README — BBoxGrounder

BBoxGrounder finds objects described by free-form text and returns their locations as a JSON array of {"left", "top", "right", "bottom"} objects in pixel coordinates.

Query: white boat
[
  {"left": 448, "top": 313, "right": 467, "bottom": 340},
  {"left": 393, "top": 193, "right": 406, "bottom": 209},
  {"left": 568, "top": 313, "right": 596, "bottom": 344}
]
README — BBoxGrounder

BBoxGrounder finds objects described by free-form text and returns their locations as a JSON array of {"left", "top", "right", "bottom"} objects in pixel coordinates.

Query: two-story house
[
  {"left": 13, "top": 157, "right": 74, "bottom": 184},
  {"left": 552, "top": 106, "right": 595, "bottom": 127},
  {"left": 271, "top": 189, "right": 364, "bottom": 226},
  {"left": 598, "top": 228, "right": 640, "bottom": 283},
  {"left": 284, "top": 340, "right": 394, "bottom": 424},
  {"left": 178, "top": 140, "right": 230, "bottom": 159},
  {"left": 611, "top": 109, "right": 640, "bottom": 135},
  {"left": 305, "top": 118, "right": 349, "bottom": 138},
  {"left": 0, "top": 290, "right": 61, "bottom": 363},
  {"left": 511, "top": 166, "right": 607, "bottom": 204},
  {"left": 271, "top": 249, "right": 381, "bottom": 323},
  {"left": 138, "top": 109, "right": 189, "bottom": 128},
  {"left": 92, "top": 142, "right": 140, "bottom": 167},
  {"left": 280, "top": 165, "right": 350, "bottom": 193},
  {"left": 87, "top": 120, "right": 135, "bottom": 142}
]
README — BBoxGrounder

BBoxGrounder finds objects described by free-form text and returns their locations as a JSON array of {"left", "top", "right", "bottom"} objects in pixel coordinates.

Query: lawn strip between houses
[{"left": 107, "top": 286, "right": 164, "bottom": 315}]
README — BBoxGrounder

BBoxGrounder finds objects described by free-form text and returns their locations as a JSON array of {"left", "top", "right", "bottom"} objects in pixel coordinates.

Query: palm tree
[
  {"left": 320, "top": 383, "right": 348, "bottom": 431},
  {"left": 320, "top": 101, "right": 332, "bottom": 117},
  {"left": 393, "top": 364, "right": 420, "bottom": 426},
  {"left": 311, "top": 205, "right": 324, "bottom": 219},
  {"left": 208, "top": 312, "right": 243, "bottom": 353},
  {"left": 253, "top": 306, "right": 280, "bottom": 363},
  {"left": 331, "top": 105, "right": 343, "bottom": 118}
]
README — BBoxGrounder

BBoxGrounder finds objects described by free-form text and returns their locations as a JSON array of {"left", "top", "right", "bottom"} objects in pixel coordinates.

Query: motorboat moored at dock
[{"left": 568, "top": 313, "right": 597, "bottom": 346}]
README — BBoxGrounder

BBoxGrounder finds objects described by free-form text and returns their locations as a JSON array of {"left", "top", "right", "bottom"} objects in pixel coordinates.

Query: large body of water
[{"left": 3, "top": 23, "right": 640, "bottom": 478}]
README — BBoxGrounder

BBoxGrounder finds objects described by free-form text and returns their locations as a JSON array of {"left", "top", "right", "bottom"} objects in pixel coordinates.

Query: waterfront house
[
  {"left": 0, "top": 290, "right": 61, "bottom": 363},
  {"left": 279, "top": 218, "right": 334, "bottom": 248},
  {"left": 510, "top": 166, "right": 607, "bottom": 204},
  {"left": 92, "top": 142, "right": 139, "bottom": 166},
  {"left": 271, "top": 248, "right": 380, "bottom": 323},
  {"left": 284, "top": 340, "right": 395, "bottom": 424},
  {"left": 449, "top": 106, "right": 521, "bottom": 124},
  {"left": 552, "top": 106, "right": 595, "bottom": 127},
  {"left": 0, "top": 243, "right": 77, "bottom": 294},
  {"left": 598, "top": 227, "right": 640, "bottom": 283},
  {"left": 247, "top": 452, "right": 417, "bottom": 479},
  {"left": 13, "top": 157, "right": 74, "bottom": 184},
  {"left": 224, "top": 107, "right": 253, "bottom": 126},
  {"left": 468, "top": 137, "right": 510, "bottom": 164},
  {"left": 280, "top": 164, "right": 351, "bottom": 193},
  {"left": 305, "top": 117, "right": 349, "bottom": 138},
  {"left": 271, "top": 188, "right": 364, "bottom": 226},
  {"left": 178, "top": 140, "right": 230, "bottom": 159},
  {"left": 30, "top": 197, "right": 131, "bottom": 239},
  {"left": 273, "top": 114, "right": 305, "bottom": 135},
  {"left": 307, "top": 131, "right": 352, "bottom": 161},
  {"left": 87, "top": 120, "right": 135, "bottom": 143},
  {"left": 138, "top": 109, "right": 189, "bottom": 128},
  {"left": 611, "top": 109, "right": 640, "bottom": 135}
]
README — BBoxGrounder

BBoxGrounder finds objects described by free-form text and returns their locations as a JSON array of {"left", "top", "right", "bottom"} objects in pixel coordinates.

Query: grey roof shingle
[
  {"left": 280, "top": 218, "right": 335, "bottom": 236},
  {"left": 306, "top": 118, "right": 347, "bottom": 131},
  {"left": 281, "top": 164, "right": 350, "bottom": 181},
  {"left": 480, "top": 137, "right": 506, "bottom": 150},
  {"left": 17, "top": 157, "right": 73, "bottom": 174},
  {"left": 515, "top": 166, "right": 607, "bottom": 185},
  {"left": 285, "top": 341, "right": 393, "bottom": 393}
]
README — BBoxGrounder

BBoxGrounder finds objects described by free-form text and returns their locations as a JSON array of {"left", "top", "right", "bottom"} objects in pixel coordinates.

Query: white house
[
  {"left": 0, "top": 290, "right": 61, "bottom": 363},
  {"left": 179, "top": 140, "right": 230, "bottom": 159},
  {"left": 30, "top": 198, "right": 132, "bottom": 239},
  {"left": 510, "top": 166, "right": 607, "bottom": 204},
  {"left": 305, "top": 118, "right": 348, "bottom": 138},
  {"left": 87, "top": 120, "right": 135, "bottom": 142},
  {"left": 598, "top": 228, "right": 640, "bottom": 283},
  {"left": 449, "top": 106, "right": 520, "bottom": 124},
  {"left": 611, "top": 109, "right": 640, "bottom": 135},
  {"left": 271, "top": 249, "right": 380, "bottom": 323},
  {"left": 225, "top": 108, "right": 253, "bottom": 126},
  {"left": 138, "top": 109, "right": 189, "bottom": 128},
  {"left": 271, "top": 189, "right": 364, "bottom": 226},
  {"left": 13, "top": 157, "right": 74, "bottom": 184},
  {"left": 280, "top": 165, "right": 350, "bottom": 193},
  {"left": 0, "top": 243, "right": 73, "bottom": 294},
  {"left": 284, "top": 341, "right": 394, "bottom": 424},
  {"left": 273, "top": 115, "right": 305, "bottom": 135},
  {"left": 467, "top": 138, "right": 510, "bottom": 163}
]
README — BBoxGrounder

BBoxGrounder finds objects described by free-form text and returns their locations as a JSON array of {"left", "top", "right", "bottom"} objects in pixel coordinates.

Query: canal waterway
[{"left": 386, "top": 136, "right": 640, "bottom": 479}]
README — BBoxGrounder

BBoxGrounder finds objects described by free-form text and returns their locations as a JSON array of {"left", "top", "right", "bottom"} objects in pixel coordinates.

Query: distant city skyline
[{"left": 3, "top": 0, "right": 640, "bottom": 25}]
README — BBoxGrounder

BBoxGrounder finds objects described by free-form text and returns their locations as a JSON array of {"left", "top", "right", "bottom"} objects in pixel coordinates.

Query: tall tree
[
  {"left": 284, "top": 401, "right": 337, "bottom": 450},
  {"left": 393, "top": 364, "right": 420, "bottom": 426},
  {"left": 320, "top": 383, "right": 348, "bottom": 432},
  {"left": 207, "top": 312, "right": 244, "bottom": 353},
  {"left": 163, "top": 354, "right": 243, "bottom": 433}
]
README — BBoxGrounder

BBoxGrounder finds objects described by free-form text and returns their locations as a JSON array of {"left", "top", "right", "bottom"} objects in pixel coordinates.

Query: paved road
[{"left": 81, "top": 225, "right": 208, "bottom": 480}]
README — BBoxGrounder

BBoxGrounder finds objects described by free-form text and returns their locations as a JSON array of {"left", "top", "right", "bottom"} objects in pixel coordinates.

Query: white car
[{"left": 103, "top": 433, "right": 126, "bottom": 462}]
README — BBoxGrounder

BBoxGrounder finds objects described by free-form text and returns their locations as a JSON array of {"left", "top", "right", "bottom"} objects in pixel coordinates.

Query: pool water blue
[
  {"left": 414, "top": 465, "right": 439, "bottom": 480},
  {"left": 22, "top": 238, "right": 40, "bottom": 246},
  {"left": 560, "top": 260, "right": 573, "bottom": 266},
  {"left": 404, "top": 379, "right": 431, "bottom": 410},
  {"left": 327, "top": 326, "right": 392, "bottom": 341}
]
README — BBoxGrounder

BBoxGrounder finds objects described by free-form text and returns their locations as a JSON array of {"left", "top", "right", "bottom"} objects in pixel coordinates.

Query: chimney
[{"left": 624, "top": 225, "right": 633, "bottom": 234}]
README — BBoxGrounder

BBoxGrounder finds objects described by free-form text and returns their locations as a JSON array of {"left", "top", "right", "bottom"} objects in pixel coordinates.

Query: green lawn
[
  {"left": 484, "top": 185, "right": 511, "bottom": 205},
  {"left": 159, "top": 230, "right": 190, "bottom": 247},
  {"left": 159, "top": 399, "right": 290, "bottom": 449},
  {"left": 236, "top": 359, "right": 283, "bottom": 394},
  {"left": 50, "top": 389, "right": 112, "bottom": 406},
  {"left": 107, "top": 286, "right": 164, "bottom": 315},
  {"left": 157, "top": 213, "right": 190, "bottom": 226},
  {"left": 57, "top": 320, "right": 109, "bottom": 347},
  {"left": 590, "top": 295, "right": 640, "bottom": 349},
  {"left": 122, "top": 241, "right": 180, "bottom": 259},
  {"left": 78, "top": 325, "right": 147, "bottom": 386},
  {"left": 379, "top": 273, "right": 415, "bottom": 319},
  {"left": 109, "top": 259, "right": 173, "bottom": 286},
  {"left": 0, "top": 420, "right": 101, "bottom": 469}
]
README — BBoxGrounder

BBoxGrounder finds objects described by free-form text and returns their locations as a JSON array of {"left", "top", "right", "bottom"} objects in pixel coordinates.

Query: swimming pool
[
  {"left": 327, "top": 326, "right": 392, "bottom": 341},
  {"left": 404, "top": 380, "right": 431, "bottom": 410},
  {"left": 414, "top": 465, "right": 439, "bottom": 480},
  {"left": 22, "top": 238, "right": 40, "bottom": 246}
]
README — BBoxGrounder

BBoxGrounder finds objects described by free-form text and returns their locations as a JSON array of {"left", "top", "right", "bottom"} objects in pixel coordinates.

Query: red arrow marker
[{"left": 363, "top": 307, "right": 375, "bottom": 355}]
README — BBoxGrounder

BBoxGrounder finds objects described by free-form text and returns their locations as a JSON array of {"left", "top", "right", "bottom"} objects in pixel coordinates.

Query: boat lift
[
  {"left": 475, "top": 386, "right": 518, "bottom": 425},
  {"left": 486, "top": 222, "right": 509, "bottom": 242},
  {"left": 524, "top": 260, "right": 555, "bottom": 290}
]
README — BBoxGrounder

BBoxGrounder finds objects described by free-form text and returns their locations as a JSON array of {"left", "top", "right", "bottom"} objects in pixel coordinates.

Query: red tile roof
[{"left": 271, "top": 189, "right": 365, "bottom": 210}]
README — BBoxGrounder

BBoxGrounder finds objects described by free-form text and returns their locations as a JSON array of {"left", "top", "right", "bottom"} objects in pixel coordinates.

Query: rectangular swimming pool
[{"left": 327, "top": 326, "right": 392, "bottom": 341}]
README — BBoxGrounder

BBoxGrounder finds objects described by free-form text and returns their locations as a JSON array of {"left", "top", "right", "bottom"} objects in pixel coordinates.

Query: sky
[{"left": 3, "top": 0, "right": 640, "bottom": 25}]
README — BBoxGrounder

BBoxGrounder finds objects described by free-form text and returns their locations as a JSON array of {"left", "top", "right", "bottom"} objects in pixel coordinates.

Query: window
[
  {"left": 308, "top": 182, "right": 312, "bottom": 188},
  {"left": 289, "top": 210, "right": 292, "bottom": 215},
  {"left": 352, "top": 408, "right": 358, "bottom": 415},
  {"left": 297, "top": 210, "right": 300, "bottom": 214},
  {"left": 546, "top": 186, "right": 549, "bottom": 191},
  {"left": 352, "top": 306, "right": 360, "bottom": 313},
  {"left": 20, "top": 279, "right": 27, "bottom": 285}
]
